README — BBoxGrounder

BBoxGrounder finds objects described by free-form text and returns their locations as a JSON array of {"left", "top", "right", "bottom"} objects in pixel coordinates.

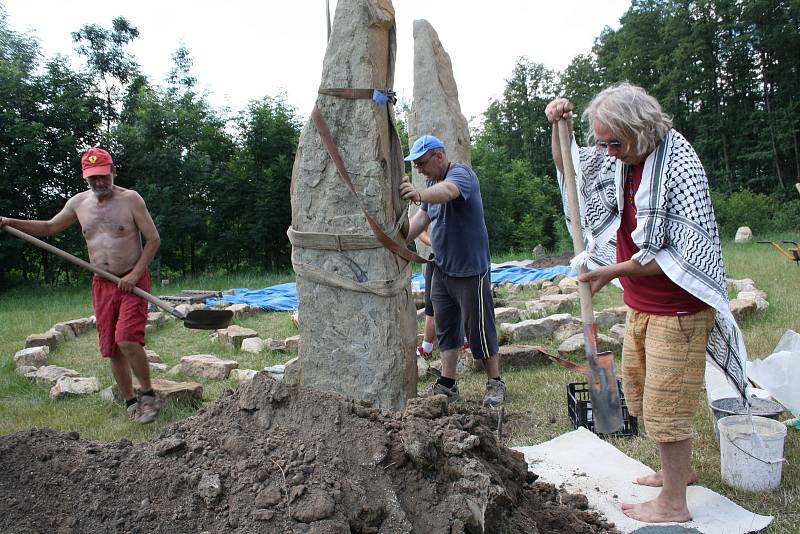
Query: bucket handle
[{"left": 723, "top": 432, "right": 788, "bottom": 466}]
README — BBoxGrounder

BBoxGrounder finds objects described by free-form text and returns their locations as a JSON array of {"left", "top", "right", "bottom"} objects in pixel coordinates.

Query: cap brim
[
  {"left": 404, "top": 153, "right": 422, "bottom": 162},
  {"left": 83, "top": 165, "right": 112, "bottom": 178}
]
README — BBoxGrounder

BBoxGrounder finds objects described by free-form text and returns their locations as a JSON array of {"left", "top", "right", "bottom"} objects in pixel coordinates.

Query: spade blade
[{"left": 183, "top": 309, "right": 233, "bottom": 330}]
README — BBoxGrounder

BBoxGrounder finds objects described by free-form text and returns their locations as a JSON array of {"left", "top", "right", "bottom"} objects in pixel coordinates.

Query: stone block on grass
[
  {"left": 609, "top": 323, "right": 626, "bottom": 342},
  {"left": 241, "top": 337, "right": 266, "bottom": 354},
  {"left": 594, "top": 306, "right": 629, "bottom": 328},
  {"left": 230, "top": 369, "right": 259, "bottom": 382},
  {"left": 558, "top": 333, "right": 621, "bottom": 358},
  {"left": 178, "top": 354, "right": 239, "bottom": 380},
  {"left": 126, "top": 377, "right": 203, "bottom": 405},
  {"left": 14, "top": 346, "right": 49, "bottom": 368},
  {"left": 538, "top": 293, "right": 580, "bottom": 314},
  {"left": 469, "top": 345, "right": 552, "bottom": 372},
  {"left": 283, "top": 357, "right": 301, "bottom": 385},
  {"left": 730, "top": 298, "right": 757, "bottom": 322},
  {"left": 49, "top": 376, "right": 100, "bottom": 399},
  {"left": 501, "top": 313, "right": 580, "bottom": 342},
  {"left": 217, "top": 325, "right": 258, "bottom": 349},
  {"left": 25, "top": 331, "right": 61, "bottom": 351},
  {"left": 51, "top": 322, "right": 77, "bottom": 341},
  {"left": 33, "top": 366, "right": 80, "bottom": 387},
  {"left": 494, "top": 307, "right": 521, "bottom": 324},
  {"left": 284, "top": 335, "right": 300, "bottom": 353}
]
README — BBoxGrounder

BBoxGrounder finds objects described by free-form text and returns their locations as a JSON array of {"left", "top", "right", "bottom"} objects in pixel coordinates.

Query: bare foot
[
  {"left": 622, "top": 497, "right": 691, "bottom": 523},
  {"left": 635, "top": 468, "right": 698, "bottom": 487}
]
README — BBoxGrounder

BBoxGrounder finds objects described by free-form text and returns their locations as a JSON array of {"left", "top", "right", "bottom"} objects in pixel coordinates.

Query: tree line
[{"left": 1, "top": 0, "right": 798, "bottom": 287}]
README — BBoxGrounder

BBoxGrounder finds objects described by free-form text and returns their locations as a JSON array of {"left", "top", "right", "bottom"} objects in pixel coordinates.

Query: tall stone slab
[
  {"left": 289, "top": 0, "right": 416, "bottom": 410},
  {"left": 408, "top": 19, "right": 472, "bottom": 259}
]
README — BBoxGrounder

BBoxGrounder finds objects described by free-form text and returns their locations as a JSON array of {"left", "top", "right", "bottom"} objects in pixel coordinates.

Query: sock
[
  {"left": 140, "top": 389, "right": 155, "bottom": 398},
  {"left": 125, "top": 398, "right": 137, "bottom": 408},
  {"left": 437, "top": 377, "right": 456, "bottom": 389},
  {"left": 490, "top": 376, "right": 503, "bottom": 383},
  {"left": 421, "top": 340, "right": 434, "bottom": 353}
]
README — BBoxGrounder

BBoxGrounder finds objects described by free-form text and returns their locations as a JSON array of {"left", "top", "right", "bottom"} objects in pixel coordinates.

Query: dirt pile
[{"left": 0, "top": 373, "right": 618, "bottom": 533}]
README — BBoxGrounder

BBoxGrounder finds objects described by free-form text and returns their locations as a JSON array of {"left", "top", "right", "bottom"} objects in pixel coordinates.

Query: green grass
[{"left": 0, "top": 239, "right": 798, "bottom": 531}]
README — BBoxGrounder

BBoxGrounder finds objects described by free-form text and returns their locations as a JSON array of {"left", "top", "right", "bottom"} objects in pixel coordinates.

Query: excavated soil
[
  {"left": 529, "top": 253, "right": 573, "bottom": 269},
  {"left": 0, "top": 374, "right": 618, "bottom": 533}
]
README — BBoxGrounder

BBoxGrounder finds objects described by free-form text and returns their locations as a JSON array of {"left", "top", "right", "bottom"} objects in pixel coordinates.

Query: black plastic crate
[{"left": 567, "top": 380, "right": 638, "bottom": 437}]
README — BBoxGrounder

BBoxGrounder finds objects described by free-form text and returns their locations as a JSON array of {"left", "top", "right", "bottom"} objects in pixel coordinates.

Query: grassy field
[{"left": 0, "top": 238, "right": 798, "bottom": 531}]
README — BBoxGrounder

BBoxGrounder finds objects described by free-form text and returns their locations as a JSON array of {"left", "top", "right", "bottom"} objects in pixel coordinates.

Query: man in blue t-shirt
[{"left": 400, "top": 135, "right": 505, "bottom": 407}]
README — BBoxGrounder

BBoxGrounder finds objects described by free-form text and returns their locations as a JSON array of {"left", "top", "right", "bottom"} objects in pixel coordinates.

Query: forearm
[
  {"left": 406, "top": 212, "right": 430, "bottom": 243},
  {"left": 552, "top": 126, "right": 565, "bottom": 175},
  {"left": 1, "top": 218, "right": 57, "bottom": 237},
  {"left": 418, "top": 181, "right": 459, "bottom": 204},
  {"left": 608, "top": 258, "right": 664, "bottom": 279}
]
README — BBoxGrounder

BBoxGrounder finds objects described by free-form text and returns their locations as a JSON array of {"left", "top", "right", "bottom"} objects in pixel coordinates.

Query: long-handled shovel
[
  {"left": 556, "top": 105, "right": 624, "bottom": 434},
  {"left": 3, "top": 226, "right": 233, "bottom": 330}
]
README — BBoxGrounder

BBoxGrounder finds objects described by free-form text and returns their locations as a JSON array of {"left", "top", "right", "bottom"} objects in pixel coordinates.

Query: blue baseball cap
[{"left": 404, "top": 134, "right": 445, "bottom": 161}]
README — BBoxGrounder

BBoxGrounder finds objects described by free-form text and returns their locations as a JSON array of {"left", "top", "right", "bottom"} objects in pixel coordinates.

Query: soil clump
[
  {"left": 530, "top": 252, "right": 573, "bottom": 269},
  {"left": 0, "top": 373, "right": 618, "bottom": 533}
]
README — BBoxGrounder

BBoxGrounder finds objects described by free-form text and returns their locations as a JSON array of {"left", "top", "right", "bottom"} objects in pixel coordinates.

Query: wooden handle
[
  {"left": 556, "top": 110, "right": 595, "bottom": 325},
  {"left": 2, "top": 225, "right": 183, "bottom": 319}
]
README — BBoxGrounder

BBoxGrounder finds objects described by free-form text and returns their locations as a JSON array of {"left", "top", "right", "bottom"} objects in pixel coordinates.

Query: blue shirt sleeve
[{"left": 445, "top": 165, "right": 472, "bottom": 201}]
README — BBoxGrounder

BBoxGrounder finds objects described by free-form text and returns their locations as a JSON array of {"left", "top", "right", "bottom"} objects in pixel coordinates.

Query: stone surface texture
[
  {"left": 179, "top": 355, "right": 239, "bottom": 380},
  {"left": 14, "top": 346, "right": 49, "bottom": 368},
  {"left": 289, "top": 0, "right": 415, "bottom": 410},
  {"left": 49, "top": 376, "right": 100, "bottom": 399}
]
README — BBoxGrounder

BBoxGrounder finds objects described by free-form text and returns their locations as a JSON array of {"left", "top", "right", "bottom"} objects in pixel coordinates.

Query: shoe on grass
[
  {"left": 483, "top": 378, "right": 506, "bottom": 407},
  {"left": 419, "top": 380, "right": 459, "bottom": 403},
  {"left": 128, "top": 394, "right": 162, "bottom": 424}
]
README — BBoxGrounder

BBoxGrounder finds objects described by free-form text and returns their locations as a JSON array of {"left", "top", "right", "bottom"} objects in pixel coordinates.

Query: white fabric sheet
[{"left": 514, "top": 428, "right": 772, "bottom": 534}]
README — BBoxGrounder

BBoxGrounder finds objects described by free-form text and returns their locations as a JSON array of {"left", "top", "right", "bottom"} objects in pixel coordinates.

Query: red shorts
[{"left": 92, "top": 272, "right": 150, "bottom": 358}]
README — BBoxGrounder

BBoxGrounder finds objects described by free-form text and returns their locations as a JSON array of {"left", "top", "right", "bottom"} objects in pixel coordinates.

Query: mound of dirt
[
  {"left": 0, "top": 373, "right": 618, "bottom": 533},
  {"left": 529, "top": 252, "right": 573, "bottom": 269}
]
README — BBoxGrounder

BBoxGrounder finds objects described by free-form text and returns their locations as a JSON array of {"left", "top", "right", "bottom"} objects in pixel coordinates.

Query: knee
[{"left": 117, "top": 341, "right": 143, "bottom": 354}]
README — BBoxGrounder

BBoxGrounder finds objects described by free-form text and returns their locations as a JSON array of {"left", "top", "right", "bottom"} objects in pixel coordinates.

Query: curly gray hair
[{"left": 582, "top": 83, "right": 672, "bottom": 157}]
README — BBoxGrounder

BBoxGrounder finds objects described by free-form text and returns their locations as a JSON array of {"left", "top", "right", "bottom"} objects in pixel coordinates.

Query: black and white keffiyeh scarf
[{"left": 558, "top": 129, "right": 748, "bottom": 400}]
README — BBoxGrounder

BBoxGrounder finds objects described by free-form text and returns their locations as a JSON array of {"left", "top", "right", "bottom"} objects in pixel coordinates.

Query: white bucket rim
[{"left": 719, "top": 415, "right": 787, "bottom": 466}]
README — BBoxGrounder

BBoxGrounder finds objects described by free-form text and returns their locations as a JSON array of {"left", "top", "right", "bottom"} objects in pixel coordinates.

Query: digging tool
[
  {"left": 757, "top": 240, "right": 800, "bottom": 265},
  {"left": 556, "top": 103, "right": 624, "bottom": 434},
  {"left": 2, "top": 226, "right": 233, "bottom": 330}
]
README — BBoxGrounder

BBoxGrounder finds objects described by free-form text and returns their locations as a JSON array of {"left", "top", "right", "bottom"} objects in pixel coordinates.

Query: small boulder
[
  {"left": 145, "top": 350, "right": 162, "bottom": 363},
  {"left": 609, "top": 323, "right": 626, "bottom": 342},
  {"left": 558, "top": 333, "right": 620, "bottom": 358},
  {"left": 33, "top": 366, "right": 80, "bottom": 387},
  {"left": 284, "top": 335, "right": 300, "bottom": 352},
  {"left": 557, "top": 277, "right": 579, "bottom": 294},
  {"left": 49, "top": 376, "right": 100, "bottom": 399},
  {"left": 51, "top": 322, "right": 77, "bottom": 341},
  {"left": 217, "top": 325, "right": 258, "bottom": 349},
  {"left": 267, "top": 338, "right": 287, "bottom": 352},
  {"left": 283, "top": 357, "right": 302, "bottom": 385},
  {"left": 240, "top": 337, "right": 266, "bottom": 354},
  {"left": 594, "top": 306, "right": 628, "bottom": 327},
  {"left": 178, "top": 354, "right": 239, "bottom": 379},
  {"left": 230, "top": 369, "right": 259, "bottom": 382},
  {"left": 14, "top": 346, "right": 49, "bottom": 368},
  {"left": 25, "top": 331, "right": 61, "bottom": 351},
  {"left": 539, "top": 285, "right": 562, "bottom": 297},
  {"left": 538, "top": 293, "right": 581, "bottom": 314},
  {"left": 734, "top": 226, "right": 753, "bottom": 243},
  {"left": 730, "top": 298, "right": 757, "bottom": 322},
  {"left": 494, "top": 307, "right": 521, "bottom": 324},
  {"left": 501, "top": 313, "right": 580, "bottom": 342}
]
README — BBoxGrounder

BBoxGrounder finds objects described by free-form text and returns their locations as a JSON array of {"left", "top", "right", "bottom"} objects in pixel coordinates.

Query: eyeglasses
[
  {"left": 595, "top": 140, "right": 622, "bottom": 151},
  {"left": 413, "top": 154, "right": 434, "bottom": 169}
]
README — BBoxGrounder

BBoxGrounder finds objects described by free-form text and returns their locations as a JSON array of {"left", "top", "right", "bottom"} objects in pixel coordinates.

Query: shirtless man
[{"left": 1, "top": 147, "right": 162, "bottom": 423}]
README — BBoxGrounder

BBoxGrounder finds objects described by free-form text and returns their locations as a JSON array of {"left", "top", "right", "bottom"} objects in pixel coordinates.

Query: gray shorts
[{"left": 430, "top": 265, "right": 499, "bottom": 360}]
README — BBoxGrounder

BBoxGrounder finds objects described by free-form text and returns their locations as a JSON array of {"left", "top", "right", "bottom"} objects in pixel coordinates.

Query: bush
[{"left": 710, "top": 189, "right": 797, "bottom": 237}]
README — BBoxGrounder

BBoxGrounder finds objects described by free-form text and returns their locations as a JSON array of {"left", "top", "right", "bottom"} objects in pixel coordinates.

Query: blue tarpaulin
[{"left": 207, "top": 265, "right": 574, "bottom": 311}]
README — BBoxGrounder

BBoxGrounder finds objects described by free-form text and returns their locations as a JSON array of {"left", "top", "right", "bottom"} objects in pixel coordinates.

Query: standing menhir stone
[
  {"left": 289, "top": 0, "right": 415, "bottom": 410},
  {"left": 407, "top": 19, "right": 471, "bottom": 259}
]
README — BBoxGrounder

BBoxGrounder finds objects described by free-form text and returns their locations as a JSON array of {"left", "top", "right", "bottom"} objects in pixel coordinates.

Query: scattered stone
[
  {"left": 416, "top": 307, "right": 427, "bottom": 320},
  {"left": 126, "top": 378, "right": 203, "bottom": 405},
  {"left": 558, "top": 333, "right": 620, "bottom": 358},
  {"left": 25, "top": 331, "right": 61, "bottom": 351},
  {"left": 14, "top": 346, "right": 49, "bottom": 368},
  {"left": 49, "top": 376, "right": 101, "bottom": 399},
  {"left": 284, "top": 335, "right": 300, "bottom": 353},
  {"left": 51, "top": 322, "right": 77, "bottom": 340},
  {"left": 145, "top": 350, "right": 162, "bottom": 363},
  {"left": 594, "top": 306, "right": 629, "bottom": 327},
  {"left": 149, "top": 362, "right": 168, "bottom": 372},
  {"left": 557, "top": 277, "right": 579, "bottom": 294},
  {"left": 226, "top": 303, "right": 258, "bottom": 320},
  {"left": 538, "top": 293, "right": 581, "bottom": 313},
  {"left": 729, "top": 298, "right": 757, "bottom": 322},
  {"left": 283, "top": 357, "right": 301, "bottom": 385},
  {"left": 267, "top": 338, "right": 287, "bottom": 352},
  {"left": 734, "top": 226, "right": 753, "bottom": 243},
  {"left": 216, "top": 325, "right": 258, "bottom": 349},
  {"left": 524, "top": 300, "right": 548, "bottom": 317},
  {"left": 230, "top": 369, "right": 259, "bottom": 382},
  {"left": 197, "top": 473, "right": 223, "bottom": 505},
  {"left": 539, "top": 285, "right": 562, "bottom": 297},
  {"left": 60, "top": 318, "right": 95, "bottom": 337},
  {"left": 15, "top": 366, "right": 37, "bottom": 378},
  {"left": 524, "top": 279, "right": 545, "bottom": 290},
  {"left": 470, "top": 345, "right": 552, "bottom": 371},
  {"left": 493, "top": 307, "right": 521, "bottom": 324},
  {"left": 737, "top": 288, "right": 768, "bottom": 301},
  {"left": 178, "top": 355, "right": 239, "bottom": 380},
  {"left": 240, "top": 337, "right": 266, "bottom": 354},
  {"left": 501, "top": 313, "right": 580, "bottom": 342},
  {"left": 99, "top": 386, "right": 114, "bottom": 401},
  {"left": 33, "top": 366, "right": 80, "bottom": 387},
  {"left": 541, "top": 280, "right": 554, "bottom": 289},
  {"left": 609, "top": 323, "right": 626, "bottom": 342},
  {"left": 554, "top": 323, "right": 583, "bottom": 342},
  {"left": 291, "top": 489, "right": 336, "bottom": 523},
  {"left": 727, "top": 278, "right": 756, "bottom": 293}
]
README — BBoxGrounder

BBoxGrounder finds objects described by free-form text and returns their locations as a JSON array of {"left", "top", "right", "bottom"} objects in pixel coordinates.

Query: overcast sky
[{"left": 5, "top": 0, "right": 631, "bottom": 121}]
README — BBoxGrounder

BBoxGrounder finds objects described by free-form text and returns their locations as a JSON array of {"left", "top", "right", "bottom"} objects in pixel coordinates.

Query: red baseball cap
[{"left": 81, "top": 147, "right": 114, "bottom": 178}]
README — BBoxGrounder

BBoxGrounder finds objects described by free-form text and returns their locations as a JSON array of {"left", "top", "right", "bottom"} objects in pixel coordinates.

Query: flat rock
[
  {"left": 726, "top": 278, "right": 756, "bottom": 293},
  {"left": 284, "top": 335, "right": 300, "bottom": 353},
  {"left": 59, "top": 317, "right": 94, "bottom": 337},
  {"left": 469, "top": 345, "right": 551, "bottom": 371},
  {"left": 501, "top": 313, "right": 580, "bottom": 342},
  {"left": 51, "top": 322, "right": 77, "bottom": 340},
  {"left": 16, "top": 365, "right": 38, "bottom": 377},
  {"left": 179, "top": 354, "right": 239, "bottom": 379},
  {"left": 558, "top": 333, "right": 621, "bottom": 357},
  {"left": 730, "top": 298, "right": 757, "bottom": 322},
  {"left": 149, "top": 362, "right": 168, "bottom": 372},
  {"left": 33, "top": 366, "right": 80, "bottom": 387},
  {"left": 230, "top": 369, "right": 259, "bottom": 382},
  {"left": 594, "top": 306, "right": 628, "bottom": 327},
  {"left": 494, "top": 307, "right": 521, "bottom": 324},
  {"left": 267, "top": 338, "right": 287, "bottom": 352},
  {"left": 240, "top": 337, "right": 266, "bottom": 354},
  {"left": 554, "top": 323, "right": 583, "bottom": 342},
  {"left": 127, "top": 377, "right": 203, "bottom": 405},
  {"left": 539, "top": 285, "right": 561, "bottom": 297},
  {"left": 538, "top": 293, "right": 580, "bottom": 314},
  {"left": 217, "top": 325, "right": 258, "bottom": 349},
  {"left": 226, "top": 303, "right": 259, "bottom": 320},
  {"left": 25, "top": 331, "right": 61, "bottom": 351},
  {"left": 14, "top": 346, "right": 49, "bottom": 368},
  {"left": 557, "top": 277, "right": 579, "bottom": 294},
  {"left": 49, "top": 376, "right": 100, "bottom": 399},
  {"left": 609, "top": 323, "right": 626, "bottom": 342}
]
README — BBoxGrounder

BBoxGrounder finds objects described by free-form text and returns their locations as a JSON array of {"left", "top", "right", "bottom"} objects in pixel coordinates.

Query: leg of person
[
  {"left": 116, "top": 272, "right": 161, "bottom": 424},
  {"left": 93, "top": 276, "right": 138, "bottom": 413},
  {"left": 458, "top": 269, "right": 504, "bottom": 407},
  {"left": 418, "top": 261, "right": 436, "bottom": 359},
  {"left": 623, "top": 309, "right": 714, "bottom": 522},
  {"left": 419, "top": 265, "right": 460, "bottom": 402}
]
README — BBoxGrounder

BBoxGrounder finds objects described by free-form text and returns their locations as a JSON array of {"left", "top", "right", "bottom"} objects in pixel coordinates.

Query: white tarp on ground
[
  {"left": 514, "top": 428, "right": 773, "bottom": 534},
  {"left": 747, "top": 330, "right": 800, "bottom": 417}
]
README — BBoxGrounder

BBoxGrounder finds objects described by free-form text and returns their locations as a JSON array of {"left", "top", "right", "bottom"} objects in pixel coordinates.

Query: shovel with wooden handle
[
  {"left": 556, "top": 103, "right": 624, "bottom": 434},
  {"left": 3, "top": 225, "right": 233, "bottom": 330}
]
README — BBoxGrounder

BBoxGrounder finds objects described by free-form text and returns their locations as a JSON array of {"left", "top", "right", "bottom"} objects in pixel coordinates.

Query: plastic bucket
[
  {"left": 718, "top": 415, "right": 787, "bottom": 491},
  {"left": 709, "top": 397, "right": 783, "bottom": 442}
]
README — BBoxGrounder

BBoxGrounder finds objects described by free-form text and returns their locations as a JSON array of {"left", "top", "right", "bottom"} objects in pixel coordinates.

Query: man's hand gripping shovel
[{"left": 556, "top": 103, "right": 624, "bottom": 434}]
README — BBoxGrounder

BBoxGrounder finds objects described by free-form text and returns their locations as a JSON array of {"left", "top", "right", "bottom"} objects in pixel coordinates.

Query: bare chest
[{"left": 75, "top": 196, "right": 137, "bottom": 240}]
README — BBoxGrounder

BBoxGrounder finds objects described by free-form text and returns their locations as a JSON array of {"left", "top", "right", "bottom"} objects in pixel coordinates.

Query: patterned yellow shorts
[{"left": 622, "top": 307, "right": 715, "bottom": 443}]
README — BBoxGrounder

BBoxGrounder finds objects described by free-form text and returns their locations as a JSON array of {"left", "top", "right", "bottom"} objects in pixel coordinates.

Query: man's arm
[
  {"left": 0, "top": 200, "right": 79, "bottom": 237},
  {"left": 118, "top": 192, "right": 161, "bottom": 292},
  {"left": 578, "top": 259, "right": 664, "bottom": 294},
  {"left": 405, "top": 209, "right": 431, "bottom": 244},
  {"left": 399, "top": 178, "right": 460, "bottom": 205}
]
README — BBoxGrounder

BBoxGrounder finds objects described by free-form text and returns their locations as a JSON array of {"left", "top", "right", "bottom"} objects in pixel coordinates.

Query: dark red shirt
[{"left": 616, "top": 163, "right": 708, "bottom": 315}]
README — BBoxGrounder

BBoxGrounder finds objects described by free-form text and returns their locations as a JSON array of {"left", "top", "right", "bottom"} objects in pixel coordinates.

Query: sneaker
[
  {"left": 483, "top": 379, "right": 506, "bottom": 407},
  {"left": 419, "top": 381, "right": 460, "bottom": 403},
  {"left": 126, "top": 402, "right": 140, "bottom": 422},
  {"left": 131, "top": 394, "right": 162, "bottom": 424},
  {"left": 416, "top": 345, "right": 433, "bottom": 360}
]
